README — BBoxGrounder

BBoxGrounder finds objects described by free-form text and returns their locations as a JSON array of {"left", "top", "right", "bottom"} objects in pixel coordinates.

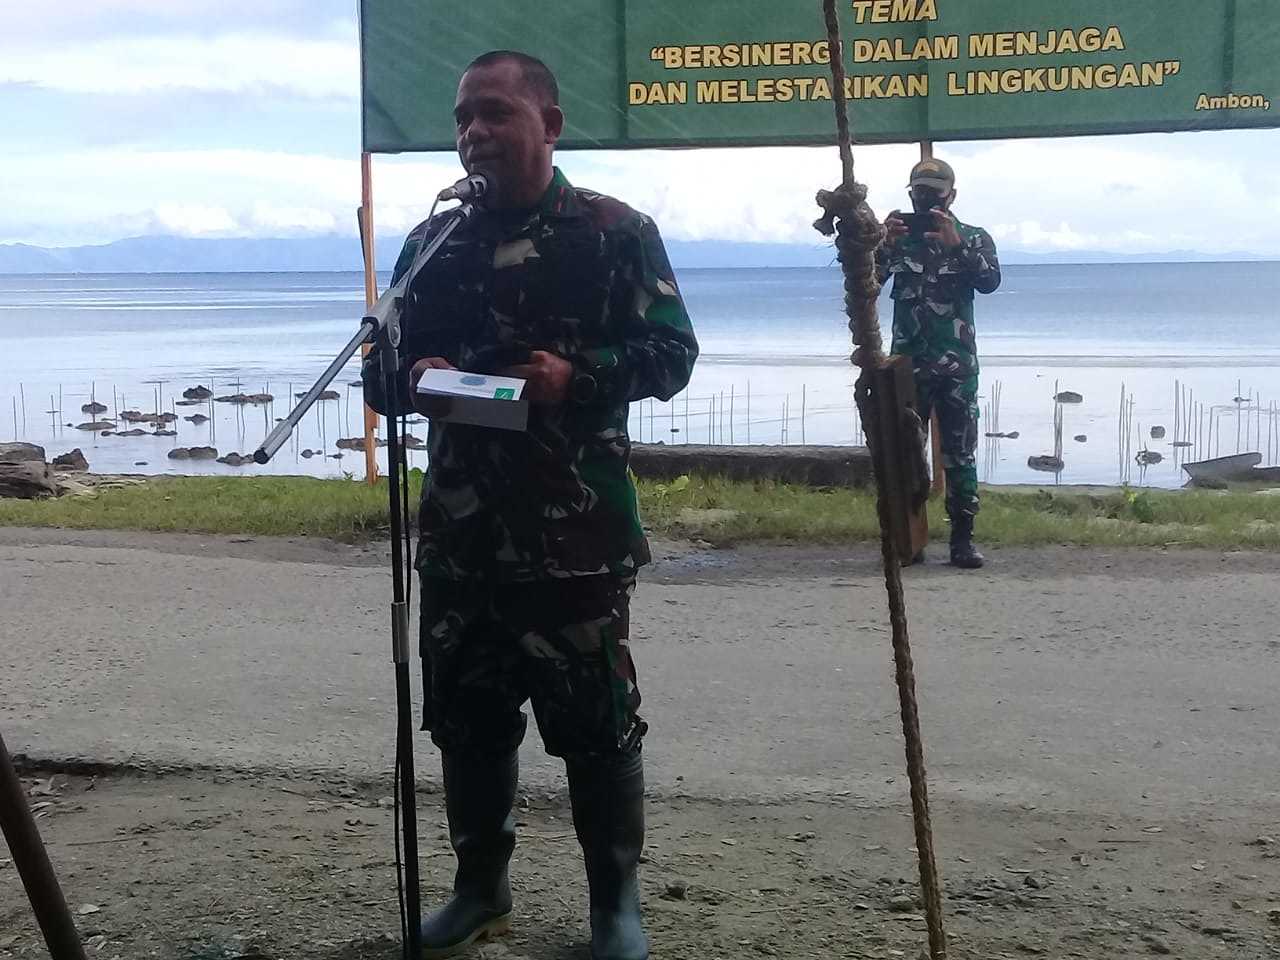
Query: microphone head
[
  {"left": 470, "top": 171, "right": 494, "bottom": 203},
  {"left": 437, "top": 171, "right": 496, "bottom": 204}
]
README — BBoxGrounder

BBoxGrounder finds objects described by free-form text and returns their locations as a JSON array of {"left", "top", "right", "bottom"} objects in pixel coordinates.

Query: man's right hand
[
  {"left": 884, "top": 210, "right": 908, "bottom": 245},
  {"left": 408, "top": 357, "right": 456, "bottom": 419}
]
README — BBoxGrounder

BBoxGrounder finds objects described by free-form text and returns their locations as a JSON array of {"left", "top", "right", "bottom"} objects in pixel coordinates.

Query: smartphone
[{"left": 897, "top": 212, "right": 934, "bottom": 240}]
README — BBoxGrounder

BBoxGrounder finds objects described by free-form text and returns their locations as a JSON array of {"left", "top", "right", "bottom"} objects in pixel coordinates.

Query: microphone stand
[{"left": 253, "top": 196, "right": 481, "bottom": 960}]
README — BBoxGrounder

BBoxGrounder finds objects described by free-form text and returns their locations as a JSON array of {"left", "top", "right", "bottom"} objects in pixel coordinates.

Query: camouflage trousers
[
  {"left": 418, "top": 574, "right": 645, "bottom": 760},
  {"left": 915, "top": 370, "right": 980, "bottom": 519}
]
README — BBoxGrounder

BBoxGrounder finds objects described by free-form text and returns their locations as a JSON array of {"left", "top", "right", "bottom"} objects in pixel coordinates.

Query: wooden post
[
  {"left": 0, "top": 733, "right": 88, "bottom": 960},
  {"left": 874, "top": 358, "right": 931, "bottom": 563},
  {"left": 360, "top": 152, "right": 380, "bottom": 485}
]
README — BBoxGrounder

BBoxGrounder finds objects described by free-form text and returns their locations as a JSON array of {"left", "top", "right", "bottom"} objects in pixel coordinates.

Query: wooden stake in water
[
  {"left": 1236, "top": 379, "right": 1243, "bottom": 453},
  {"left": 1272, "top": 401, "right": 1278, "bottom": 465},
  {"left": 684, "top": 392, "right": 690, "bottom": 444},
  {"left": 1246, "top": 389, "right": 1252, "bottom": 452},
  {"left": 729, "top": 385, "right": 735, "bottom": 445},
  {"left": 746, "top": 381, "right": 752, "bottom": 445},
  {"left": 1174, "top": 380, "right": 1179, "bottom": 449},
  {"left": 1197, "top": 402, "right": 1203, "bottom": 460},
  {"left": 1054, "top": 399, "right": 1064, "bottom": 463},
  {"left": 1256, "top": 392, "right": 1263, "bottom": 454},
  {"left": 1118, "top": 384, "right": 1126, "bottom": 479},
  {"left": 1124, "top": 396, "right": 1135, "bottom": 484},
  {"left": 1273, "top": 401, "right": 1279, "bottom": 465},
  {"left": 1186, "top": 387, "right": 1193, "bottom": 451},
  {"left": 1269, "top": 401, "right": 1274, "bottom": 465},
  {"left": 801, "top": 384, "right": 807, "bottom": 445},
  {"left": 18, "top": 382, "right": 25, "bottom": 435}
]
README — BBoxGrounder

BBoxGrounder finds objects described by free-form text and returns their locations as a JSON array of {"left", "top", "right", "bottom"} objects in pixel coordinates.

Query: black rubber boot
[
  {"left": 420, "top": 751, "right": 518, "bottom": 958},
  {"left": 949, "top": 512, "right": 985, "bottom": 569},
  {"left": 567, "top": 751, "right": 649, "bottom": 960}
]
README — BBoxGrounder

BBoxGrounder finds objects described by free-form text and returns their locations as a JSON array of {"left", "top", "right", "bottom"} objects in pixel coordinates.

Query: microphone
[{"left": 436, "top": 172, "right": 493, "bottom": 204}]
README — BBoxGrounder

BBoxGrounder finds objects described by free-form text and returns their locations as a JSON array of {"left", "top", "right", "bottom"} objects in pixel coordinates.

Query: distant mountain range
[{"left": 0, "top": 234, "right": 1273, "bottom": 274}]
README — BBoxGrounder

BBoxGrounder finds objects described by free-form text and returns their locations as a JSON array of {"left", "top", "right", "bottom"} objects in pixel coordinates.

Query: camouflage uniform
[
  {"left": 419, "top": 574, "right": 643, "bottom": 758},
  {"left": 364, "top": 167, "right": 697, "bottom": 758},
  {"left": 876, "top": 221, "right": 1000, "bottom": 519}
]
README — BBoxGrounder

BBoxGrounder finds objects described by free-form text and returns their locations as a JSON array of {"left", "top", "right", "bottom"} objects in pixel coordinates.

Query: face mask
[{"left": 910, "top": 188, "right": 945, "bottom": 214}]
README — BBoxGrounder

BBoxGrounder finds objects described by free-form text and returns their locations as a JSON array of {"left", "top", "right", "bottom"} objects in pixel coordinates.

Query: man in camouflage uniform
[
  {"left": 878, "top": 158, "right": 1000, "bottom": 568},
  {"left": 363, "top": 50, "right": 696, "bottom": 960}
]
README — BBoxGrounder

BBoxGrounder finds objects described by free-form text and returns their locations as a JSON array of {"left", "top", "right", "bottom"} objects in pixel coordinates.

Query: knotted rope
[{"left": 814, "top": 2, "right": 948, "bottom": 957}]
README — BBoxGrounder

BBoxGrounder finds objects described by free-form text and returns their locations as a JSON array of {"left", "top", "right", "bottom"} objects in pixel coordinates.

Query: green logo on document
[{"left": 493, "top": 388, "right": 515, "bottom": 400}]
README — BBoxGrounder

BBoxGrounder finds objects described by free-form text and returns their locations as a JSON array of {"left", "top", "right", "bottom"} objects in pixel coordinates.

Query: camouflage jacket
[
  {"left": 363, "top": 168, "right": 698, "bottom": 582},
  {"left": 875, "top": 218, "right": 1000, "bottom": 379}
]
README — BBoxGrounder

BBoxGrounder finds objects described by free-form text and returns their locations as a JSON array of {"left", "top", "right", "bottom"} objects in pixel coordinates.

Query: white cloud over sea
[
  {"left": 0, "top": 30, "right": 358, "bottom": 98},
  {"left": 1, "top": 3, "right": 1277, "bottom": 256}
]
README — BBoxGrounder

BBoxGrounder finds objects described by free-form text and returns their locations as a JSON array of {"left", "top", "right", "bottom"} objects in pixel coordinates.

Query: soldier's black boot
[
  {"left": 567, "top": 750, "right": 649, "bottom": 960},
  {"left": 420, "top": 751, "right": 518, "bottom": 958},
  {"left": 949, "top": 512, "right": 985, "bottom": 569}
]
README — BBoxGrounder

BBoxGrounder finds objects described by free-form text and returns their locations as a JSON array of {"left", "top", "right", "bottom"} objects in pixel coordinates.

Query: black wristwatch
[{"left": 570, "top": 364, "right": 598, "bottom": 405}]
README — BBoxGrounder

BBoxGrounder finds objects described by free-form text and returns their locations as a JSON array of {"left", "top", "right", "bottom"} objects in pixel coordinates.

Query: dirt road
[{"left": 3, "top": 528, "right": 1279, "bottom": 958}]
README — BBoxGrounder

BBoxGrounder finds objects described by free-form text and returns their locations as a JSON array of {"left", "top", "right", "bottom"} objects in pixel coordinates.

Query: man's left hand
[
  {"left": 925, "top": 207, "right": 963, "bottom": 250},
  {"left": 500, "top": 350, "right": 573, "bottom": 405}
]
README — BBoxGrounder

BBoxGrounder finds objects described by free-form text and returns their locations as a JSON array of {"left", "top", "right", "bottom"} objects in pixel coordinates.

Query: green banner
[{"left": 360, "top": 0, "right": 1278, "bottom": 153}]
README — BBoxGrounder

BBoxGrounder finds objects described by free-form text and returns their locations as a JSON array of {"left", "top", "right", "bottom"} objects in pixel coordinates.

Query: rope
[{"left": 814, "top": 3, "right": 948, "bottom": 958}]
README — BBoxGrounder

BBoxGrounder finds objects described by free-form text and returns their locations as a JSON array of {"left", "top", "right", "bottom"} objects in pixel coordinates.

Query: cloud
[
  {"left": 4, "top": 1, "right": 350, "bottom": 43},
  {"left": 559, "top": 134, "right": 1279, "bottom": 256},
  {"left": 152, "top": 204, "right": 241, "bottom": 236},
  {"left": 2, "top": 136, "right": 1278, "bottom": 257},
  {"left": 990, "top": 221, "right": 1100, "bottom": 251},
  {"left": 562, "top": 144, "right": 919, "bottom": 245},
  {"left": 249, "top": 205, "right": 340, "bottom": 234},
  {"left": 0, "top": 30, "right": 358, "bottom": 98},
  {"left": 0, "top": 147, "right": 464, "bottom": 245}
]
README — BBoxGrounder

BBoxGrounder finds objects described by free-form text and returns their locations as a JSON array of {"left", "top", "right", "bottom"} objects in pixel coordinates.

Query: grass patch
[
  {"left": 2, "top": 473, "right": 1280, "bottom": 549},
  {"left": 0, "top": 476, "right": 419, "bottom": 541},
  {"left": 641, "top": 476, "right": 1280, "bottom": 549}
]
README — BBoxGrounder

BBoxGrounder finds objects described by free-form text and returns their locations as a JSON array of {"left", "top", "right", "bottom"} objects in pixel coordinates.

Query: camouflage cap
[{"left": 908, "top": 157, "right": 956, "bottom": 191}]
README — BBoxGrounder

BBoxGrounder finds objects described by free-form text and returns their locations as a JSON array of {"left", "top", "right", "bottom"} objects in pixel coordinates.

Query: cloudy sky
[{"left": 3, "top": 0, "right": 1278, "bottom": 256}]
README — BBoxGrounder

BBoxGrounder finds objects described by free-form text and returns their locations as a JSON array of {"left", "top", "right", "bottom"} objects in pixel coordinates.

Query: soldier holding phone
[{"left": 879, "top": 158, "right": 1001, "bottom": 568}]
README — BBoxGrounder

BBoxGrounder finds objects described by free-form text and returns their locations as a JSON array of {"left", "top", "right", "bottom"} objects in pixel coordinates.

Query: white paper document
[{"left": 415, "top": 368, "right": 529, "bottom": 431}]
